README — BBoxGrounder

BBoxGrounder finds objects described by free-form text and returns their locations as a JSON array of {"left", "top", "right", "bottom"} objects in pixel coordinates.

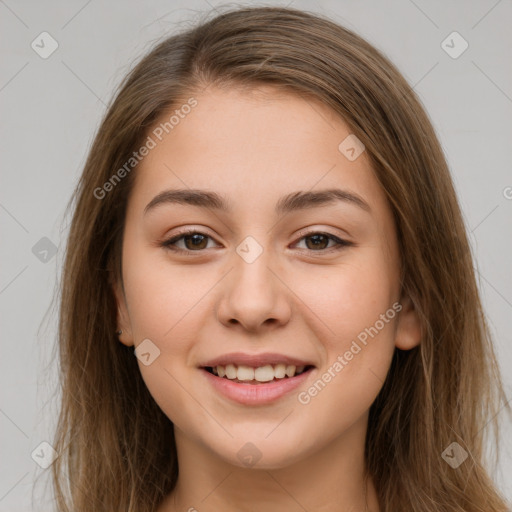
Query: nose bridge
[
  {"left": 232, "top": 232, "right": 277, "bottom": 300},
  {"left": 239, "top": 233, "right": 273, "bottom": 277}
]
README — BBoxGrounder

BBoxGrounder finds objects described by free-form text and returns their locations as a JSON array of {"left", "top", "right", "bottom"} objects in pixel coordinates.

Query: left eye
[
  {"left": 160, "top": 230, "right": 351, "bottom": 253},
  {"left": 294, "top": 232, "right": 350, "bottom": 251}
]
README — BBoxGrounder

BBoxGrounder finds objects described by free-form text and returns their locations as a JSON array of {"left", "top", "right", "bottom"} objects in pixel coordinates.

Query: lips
[
  {"left": 199, "top": 351, "right": 315, "bottom": 369},
  {"left": 200, "top": 363, "right": 316, "bottom": 405},
  {"left": 198, "top": 352, "right": 316, "bottom": 404}
]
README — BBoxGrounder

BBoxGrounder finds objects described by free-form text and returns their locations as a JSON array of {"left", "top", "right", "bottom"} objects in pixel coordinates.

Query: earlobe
[
  {"left": 394, "top": 293, "right": 422, "bottom": 350},
  {"left": 112, "top": 280, "right": 134, "bottom": 347}
]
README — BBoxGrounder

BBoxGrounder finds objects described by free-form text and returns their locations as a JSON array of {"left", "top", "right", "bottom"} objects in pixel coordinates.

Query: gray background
[{"left": 1, "top": 0, "right": 511, "bottom": 510}]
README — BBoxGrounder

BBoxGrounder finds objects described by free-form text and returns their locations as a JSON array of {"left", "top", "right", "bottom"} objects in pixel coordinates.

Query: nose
[{"left": 216, "top": 240, "right": 292, "bottom": 333}]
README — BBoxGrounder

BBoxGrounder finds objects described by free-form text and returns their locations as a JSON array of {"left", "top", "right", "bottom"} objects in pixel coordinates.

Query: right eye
[{"left": 160, "top": 230, "right": 220, "bottom": 253}]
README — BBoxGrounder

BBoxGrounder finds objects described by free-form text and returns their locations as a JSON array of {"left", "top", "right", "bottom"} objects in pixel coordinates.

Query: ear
[
  {"left": 112, "top": 279, "right": 134, "bottom": 347},
  {"left": 394, "top": 292, "right": 421, "bottom": 350}
]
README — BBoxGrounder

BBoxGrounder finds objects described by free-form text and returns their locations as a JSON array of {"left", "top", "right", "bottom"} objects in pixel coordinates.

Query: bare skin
[{"left": 113, "top": 84, "right": 421, "bottom": 512}]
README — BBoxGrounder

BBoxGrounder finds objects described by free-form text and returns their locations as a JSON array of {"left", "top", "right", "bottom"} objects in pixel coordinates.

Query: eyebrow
[{"left": 143, "top": 188, "right": 371, "bottom": 216}]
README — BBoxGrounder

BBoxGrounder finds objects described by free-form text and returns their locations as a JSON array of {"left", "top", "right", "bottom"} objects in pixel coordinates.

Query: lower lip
[{"left": 200, "top": 367, "right": 315, "bottom": 405}]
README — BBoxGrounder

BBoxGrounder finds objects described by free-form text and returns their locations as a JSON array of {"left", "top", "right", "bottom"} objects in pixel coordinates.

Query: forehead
[{"left": 129, "top": 85, "right": 389, "bottom": 220}]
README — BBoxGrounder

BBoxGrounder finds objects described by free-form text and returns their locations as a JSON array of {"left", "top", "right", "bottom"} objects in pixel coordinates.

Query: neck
[{"left": 159, "top": 413, "right": 380, "bottom": 512}]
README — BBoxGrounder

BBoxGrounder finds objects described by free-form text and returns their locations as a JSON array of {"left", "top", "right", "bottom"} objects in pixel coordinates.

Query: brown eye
[
  {"left": 182, "top": 233, "right": 209, "bottom": 250},
  {"left": 304, "top": 234, "right": 330, "bottom": 250},
  {"left": 294, "top": 232, "right": 351, "bottom": 252},
  {"left": 161, "top": 230, "right": 217, "bottom": 252}
]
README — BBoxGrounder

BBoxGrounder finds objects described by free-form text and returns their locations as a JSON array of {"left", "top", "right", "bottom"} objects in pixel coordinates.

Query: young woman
[{"left": 50, "top": 6, "right": 510, "bottom": 512}]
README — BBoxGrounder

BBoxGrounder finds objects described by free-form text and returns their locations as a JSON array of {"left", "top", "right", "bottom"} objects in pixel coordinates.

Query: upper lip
[{"left": 199, "top": 352, "right": 315, "bottom": 368}]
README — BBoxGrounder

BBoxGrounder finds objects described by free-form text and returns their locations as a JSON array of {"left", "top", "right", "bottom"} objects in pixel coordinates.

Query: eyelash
[{"left": 159, "top": 229, "right": 353, "bottom": 255}]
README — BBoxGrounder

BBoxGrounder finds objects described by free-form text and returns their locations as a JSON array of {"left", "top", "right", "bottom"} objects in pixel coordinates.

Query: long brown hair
[{"left": 49, "top": 6, "right": 511, "bottom": 511}]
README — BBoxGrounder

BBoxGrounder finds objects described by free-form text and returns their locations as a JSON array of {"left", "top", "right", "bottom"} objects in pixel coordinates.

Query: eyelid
[{"left": 293, "top": 225, "right": 351, "bottom": 242}]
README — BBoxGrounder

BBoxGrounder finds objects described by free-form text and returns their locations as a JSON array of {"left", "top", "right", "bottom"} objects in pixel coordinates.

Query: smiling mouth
[{"left": 202, "top": 363, "right": 315, "bottom": 384}]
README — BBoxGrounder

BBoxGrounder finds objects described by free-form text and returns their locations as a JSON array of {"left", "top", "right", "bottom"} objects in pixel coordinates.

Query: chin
[{"left": 210, "top": 431, "right": 314, "bottom": 470}]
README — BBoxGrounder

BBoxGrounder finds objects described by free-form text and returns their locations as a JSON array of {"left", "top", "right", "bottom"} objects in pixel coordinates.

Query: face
[{"left": 113, "top": 84, "right": 420, "bottom": 469}]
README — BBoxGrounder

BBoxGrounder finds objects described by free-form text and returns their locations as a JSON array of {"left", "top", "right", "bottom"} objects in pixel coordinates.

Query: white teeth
[
  {"left": 210, "top": 363, "right": 309, "bottom": 381},
  {"left": 254, "top": 365, "right": 275, "bottom": 382},
  {"left": 225, "top": 364, "right": 237, "bottom": 379},
  {"left": 274, "top": 363, "right": 286, "bottom": 378},
  {"left": 285, "top": 365, "right": 296, "bottom": 377},
  {"left": 237, "top": 365, "right": 254, "bottom": 381}
]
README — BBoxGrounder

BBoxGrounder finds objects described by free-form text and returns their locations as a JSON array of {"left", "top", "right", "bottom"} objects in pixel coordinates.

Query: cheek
[
  {"left": 122, "top": 241, "right": 211, "bottom": 342},
  {"left": 293, "top": 266, "right": 397, "bottom": 446},
  {"left": 292, "top": 249, "right": 397, "bottom": 405},
  {"left": 294, "top": 247, "right": 397, "bottom": 347},
  {"left": 122, "top": 256, "right": 208, "bottom": 424}
]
